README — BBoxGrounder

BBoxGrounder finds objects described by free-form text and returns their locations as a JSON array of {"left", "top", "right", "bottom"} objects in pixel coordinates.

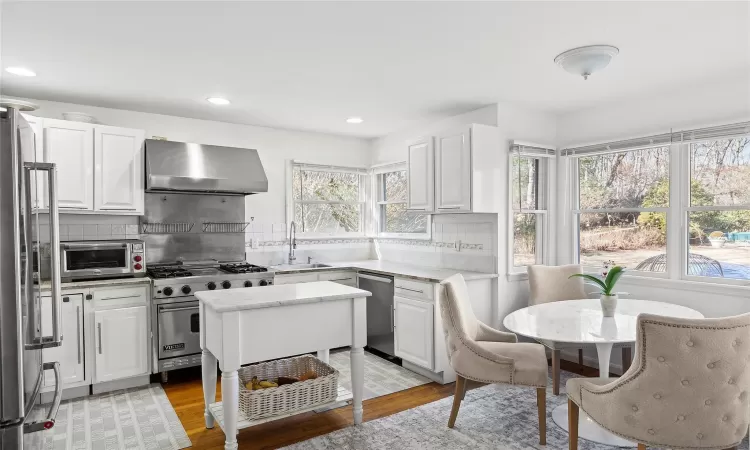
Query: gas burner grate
[
  {"left": 219, "top": 263, "right": 268, "bottom": 274},
  {"left": 147, "top": 268, "right": 195, "bottom": 279}
]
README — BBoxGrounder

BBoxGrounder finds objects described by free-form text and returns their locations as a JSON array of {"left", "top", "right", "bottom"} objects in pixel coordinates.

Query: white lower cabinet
[
  {"left": 394, "top": 295, "right": 434, "bottom": 370},
  {"left": 41, "top": 293, "right": 85, "bottom": 387},
  {"left": 93, "top": 305, "right": 149, "bottom": 383}
]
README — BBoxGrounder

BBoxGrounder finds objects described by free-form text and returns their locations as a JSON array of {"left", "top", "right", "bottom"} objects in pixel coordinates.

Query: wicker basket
[{"left": 236, "top": 355, "right": 339, "bottom": 420}]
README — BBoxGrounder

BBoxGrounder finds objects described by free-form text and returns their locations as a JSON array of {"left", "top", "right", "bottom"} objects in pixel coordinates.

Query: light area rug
[
  {"left": 328, "top": 349, "right": 431, "bottom": 400},
  {"left": 286, "top": 369, "right": 750, "bottom": 450},
  {"left": 34, "top": 383, "right": 191, "bottom": 450}
]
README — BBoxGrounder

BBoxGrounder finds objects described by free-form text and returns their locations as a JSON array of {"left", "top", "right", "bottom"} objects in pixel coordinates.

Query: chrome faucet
[{"left": 288, "top": 221, "right": 297, "bottom": 264}]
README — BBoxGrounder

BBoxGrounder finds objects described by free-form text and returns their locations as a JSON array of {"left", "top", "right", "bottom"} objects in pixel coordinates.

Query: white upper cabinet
[
  {"left": 406, "top": 137, "right": 434, "bottom": 212},
  {"left": 43, "top": 119, "right": 95, "bottom": 210},
  {"left": 94, "top": 126, "right": 145, "bottom": 212},
  {"left": 404, "top": 123, "right": 500, "bottom": 214},
  {"left": 29, "top": 116, "right": 145, "bottom": 214},
  {"left": 435, "top": 126, "right": 472, "bottom": 212}
]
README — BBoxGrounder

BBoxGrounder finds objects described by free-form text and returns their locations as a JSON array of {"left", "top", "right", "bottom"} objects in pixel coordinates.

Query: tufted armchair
[
  {"left": 528, "top": 264, "right": 635, "bottom": 394},
  {"left": 567, "top": 312, "right": 750, "bottom": 450},
  {"left": 439, "top": 274, "right": 549, "bottom": 445}
]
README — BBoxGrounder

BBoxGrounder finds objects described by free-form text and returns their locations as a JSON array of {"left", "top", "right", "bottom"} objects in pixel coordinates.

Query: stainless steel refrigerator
[{"left": 0, "top": 100, "right": 64, "bottom": 449}]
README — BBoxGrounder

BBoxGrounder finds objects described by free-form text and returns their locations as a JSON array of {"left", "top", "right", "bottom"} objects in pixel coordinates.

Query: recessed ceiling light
[
  {"left": 346, "top": 117, "right": 363, "bottom": 124},
  {"left": 207, "top": 97, "right": 230, "bottom": 105},
  {"left": 5, "top": 67, "right": 36, "bottom": 77}
]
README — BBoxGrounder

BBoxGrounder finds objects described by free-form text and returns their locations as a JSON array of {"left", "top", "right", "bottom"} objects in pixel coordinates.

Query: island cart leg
[
  {"left": 221, "top": 370, "right": 240, "bottom": 450},
  {"left": 350, "top": 346, "right": 364, "bottom": 424},
  {"left": 317, "top": 349, "right": 330, "bottom": 364},
  {"left": 201, "top": 349, "right": 217, "bottom": 428}
]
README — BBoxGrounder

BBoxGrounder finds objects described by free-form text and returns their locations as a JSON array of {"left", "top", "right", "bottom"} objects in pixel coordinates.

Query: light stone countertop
[
  {"left": 271, "top": 260, "right": 498, "bottom": 283},
  {"left": 38, "top": 276, "right": 152, "bottom": 291},
  {"left": 196, "top": 280, "right": 371, "bottom": 313}
]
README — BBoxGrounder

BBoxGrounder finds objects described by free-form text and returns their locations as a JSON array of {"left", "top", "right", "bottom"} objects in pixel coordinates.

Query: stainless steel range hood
[{"left": 145, "top": 139, "right": 268, "bottom": 195}]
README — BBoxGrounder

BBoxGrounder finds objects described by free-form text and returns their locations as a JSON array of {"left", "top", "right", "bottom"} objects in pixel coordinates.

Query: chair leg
[
  {"left": 578, "top": 348, "right": 584, "bottom": 366},
  {"left": 448, "top": 375, "right": 466, "bottom": 428},
  {"left": 552, "top": 349, "right": 561, "bottom": 395},
  {"left": 460, "top": 378, "right": 468, "bottom": 400},
  {"left": 568, "top": 399, "right": 579, "bottom": 450},
  {"left": 622, "top": 347, "right": 633, "bottom": 374},
  {"left": 536, "top": 387, "right": 546, "bottom": 445},
  {"left": 637, "top": 445, "right": 646, "bottom": 450}
]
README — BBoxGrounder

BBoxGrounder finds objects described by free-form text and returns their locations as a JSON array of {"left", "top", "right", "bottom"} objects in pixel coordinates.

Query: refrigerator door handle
[
  {"left": 24, "top": 162, "right": 63, "bottom": 350},
  {"left": 24, "top": 362, "right": 62, "bottom": 433}
]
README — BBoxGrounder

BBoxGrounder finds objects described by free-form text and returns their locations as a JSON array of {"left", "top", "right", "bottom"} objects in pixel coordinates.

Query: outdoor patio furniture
[{"left": 634, "top": 253, "right": 723, "bottom": 277}]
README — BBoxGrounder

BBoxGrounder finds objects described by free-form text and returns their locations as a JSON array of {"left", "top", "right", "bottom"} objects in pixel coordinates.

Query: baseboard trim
[
  {"left": 402, "top": 361, "right": 455, "bottom": 384},
  {"left": 92, "top": 375, "right": 150, "bottom": 395}
]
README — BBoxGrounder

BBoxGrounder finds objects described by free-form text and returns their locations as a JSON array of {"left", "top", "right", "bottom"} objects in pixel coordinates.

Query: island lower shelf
[{"left": 208, "top": 386, "right": 353, "bottom": 430}]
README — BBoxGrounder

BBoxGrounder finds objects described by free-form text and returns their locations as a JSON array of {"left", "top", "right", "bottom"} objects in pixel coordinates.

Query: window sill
[
  {"left": 376, "top": 233, "right": 432, "bottom": 241},
  {"left": 618, "top": 273, "right": 750, "bottom": 296},
  {"left": 295, "top": 234, "right": 368, "bottom": 241},
  {"left": 507, "top": 272, "right": 529, "bottom": 282}
]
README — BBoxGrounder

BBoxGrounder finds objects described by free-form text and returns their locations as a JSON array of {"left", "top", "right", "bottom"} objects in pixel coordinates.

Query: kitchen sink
[{"left": 271, "top": 263, "right": 331, "bottom": 270}]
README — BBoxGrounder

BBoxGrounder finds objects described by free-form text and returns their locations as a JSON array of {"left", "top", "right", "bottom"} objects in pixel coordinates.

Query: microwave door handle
[
  {"left": 25, "top": 162, "right": 63, "bottom": 349},
  {"left": 24, "top": 362, "right": 62, "bottom": 433}
]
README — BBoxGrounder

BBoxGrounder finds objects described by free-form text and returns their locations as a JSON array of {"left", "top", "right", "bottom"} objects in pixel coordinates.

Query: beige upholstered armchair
[
  {"left": 528, "top": 264, "right": 634, "bottom": 394},
  {"left": 439, "top": 274, "right": 549, "bottom": 445},
  {"left": 567, "top": 312, "right": 750, "bottom": 450}
]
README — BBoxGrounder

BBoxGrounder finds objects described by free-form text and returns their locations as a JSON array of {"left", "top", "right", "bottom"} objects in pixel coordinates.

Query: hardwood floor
[{"left": 162, "top": 358, "right": 597, "bottom": 450}]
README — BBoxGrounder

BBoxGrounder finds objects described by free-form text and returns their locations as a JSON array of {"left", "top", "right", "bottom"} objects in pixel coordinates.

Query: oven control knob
[
  {"left": 163, "top": 287, "right": 173, "bottom": 296},
  {"left": 259, "top": 280, "right": 268, "bottom": 286},
  {"left": 181, "top": 285, "right": 191, "bottom": 295},
  {"left": 207, "top": 282, "right": 216, "bottom": 290},
  {"left": 134, "top": 255, "right": 142, "bottom": 262},
  {"left": 134, "top": 263, "right": 143, "bottom": 270},
  {"left": 221, "top": 281, "right": 232, "bottom": 289},
  {"left": 244, "top": 281, "right": 253, "bottom": 288}
]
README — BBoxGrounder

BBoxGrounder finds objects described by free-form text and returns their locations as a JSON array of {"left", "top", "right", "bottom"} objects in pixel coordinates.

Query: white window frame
[
  {"left": 678, "top": 138, "right": 750, "bottom": 286},
  {"left": 372, "top": 162, "right": 431, "bottom": 240},
  {"left": 570, "top": 145, "right": 671, "bottom": 279},
  {"left": 508, "top": 143, "right": 554, "bottom": 274},
  {"left": 286, "top": 160, "right": 368, "bottom": 238},
  {"left": 562, "top": 122, "right": 750, "bottom": 287}
]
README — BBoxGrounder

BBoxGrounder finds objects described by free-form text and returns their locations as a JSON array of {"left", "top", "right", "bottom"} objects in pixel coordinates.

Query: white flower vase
[{"left": 600, "top": 294, "right": 618, "bottom": 317}]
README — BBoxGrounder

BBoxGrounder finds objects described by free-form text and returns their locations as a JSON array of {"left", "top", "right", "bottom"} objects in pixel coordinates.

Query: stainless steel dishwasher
[{"left": 357, "top": 272, "right": 395, "bottom": 357}]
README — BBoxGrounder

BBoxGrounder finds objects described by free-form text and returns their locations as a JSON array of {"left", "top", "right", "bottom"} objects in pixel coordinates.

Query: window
[
  {"left": 574, "top": 146, "right": 670, "bottom": 273},
  {"left": 685, "top": 137, "right": 750, "bottom": 280},
  {"left": 290, "top": 163, "right": 366, "bottom": 235},
  {"left": 510, "top": 147, "right": 551, "bottom": 270},
  {"left": 375, "top": 165, "right": 429, "bottom": 237}
]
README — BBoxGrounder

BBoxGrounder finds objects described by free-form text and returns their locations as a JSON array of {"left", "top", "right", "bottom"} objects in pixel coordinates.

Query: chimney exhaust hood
[{"left": 145, "top": 139, "right": 268, "bottom": 195}]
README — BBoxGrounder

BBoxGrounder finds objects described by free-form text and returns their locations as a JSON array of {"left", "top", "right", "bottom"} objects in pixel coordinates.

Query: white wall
[
  {"left": 556, "top": 70, "right": 750, "bottom": 148},
  {"left": 21, "top": 98, "right": 372, "bottom": 226}
]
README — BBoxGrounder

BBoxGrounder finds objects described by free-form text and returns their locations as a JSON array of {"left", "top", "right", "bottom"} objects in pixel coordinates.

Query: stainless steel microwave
[{"left": 61, "top": 240, "right": 146, "bottom": 281}]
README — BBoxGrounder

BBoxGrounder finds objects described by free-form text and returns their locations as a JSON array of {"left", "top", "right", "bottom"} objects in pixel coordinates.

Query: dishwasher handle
[{"left": 357, "top": 273, "right": 392, "bottom": 284}]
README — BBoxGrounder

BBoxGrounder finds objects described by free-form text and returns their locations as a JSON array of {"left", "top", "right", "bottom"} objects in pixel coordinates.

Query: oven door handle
[
  {"left": 61, "top": 242, "right": 128, "bottom": 250},
  {"left": 158, "top": 306, "right": 199, "bottom": 313}
]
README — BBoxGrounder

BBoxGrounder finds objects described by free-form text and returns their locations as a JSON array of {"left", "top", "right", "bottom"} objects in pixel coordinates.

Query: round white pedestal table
[{"left": 503, "top": 299, "right": 704, "bottom": 447}]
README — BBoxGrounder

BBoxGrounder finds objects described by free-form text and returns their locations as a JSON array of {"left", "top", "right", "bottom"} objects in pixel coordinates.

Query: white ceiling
[{"left": 2, "top": 1, "right": 748, "bottom": 138}]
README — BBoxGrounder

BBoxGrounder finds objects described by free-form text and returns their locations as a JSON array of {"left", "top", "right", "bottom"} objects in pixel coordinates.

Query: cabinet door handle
[
  {"left": 97, "top": 323, "right": 102, "bottom": 355},
  {"left": 76, "top": 306, "right": 81, "bottom": 364},
  {"left": 396, "top": 286, "right": 423, "bottom": 294},
  {"left": 330, "top": 278, "right": 353, "bottom": 282},
  {"left": 439, "top": 206, "right": 461, "bottom": 210}
]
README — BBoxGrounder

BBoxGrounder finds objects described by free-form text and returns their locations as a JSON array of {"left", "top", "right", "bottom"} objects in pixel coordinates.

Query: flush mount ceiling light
[
  {"left": 346, "top": 117, "right": 363, "bottom": 124},
  {"left": 5, "top": 67, "right": 36, "bottom": 77},
  {"left": 206, "top": 97, "right": 230, "bottom": 105},
  {"left": 554, "top": 45, "right": 619, "bottom": 80}
]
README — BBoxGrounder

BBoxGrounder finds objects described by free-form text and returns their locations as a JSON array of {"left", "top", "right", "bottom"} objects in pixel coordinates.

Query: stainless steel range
[{"left": 150, "top": 262, "right": 273, "bottom": 380}]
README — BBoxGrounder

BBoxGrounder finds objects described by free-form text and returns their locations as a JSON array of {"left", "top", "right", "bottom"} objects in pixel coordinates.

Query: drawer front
[
  {"left": 394, "top": 278, "right": 434, "bottom": 301},
  {"left": 319, "top": 271, "right": 357, "bottom": 286},
  {"left": 92, "top": 285, "right": 148, "bottom": 307},
  {"left": 273, "top": 273, "right": 319, "bottom": 285}
]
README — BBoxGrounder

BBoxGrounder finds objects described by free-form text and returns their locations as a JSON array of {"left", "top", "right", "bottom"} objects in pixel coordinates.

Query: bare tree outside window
[
  {"left": 378, "top": 170, "right": 428, "bottom": 234},
  {"left": 511, "top": 155, "right": 546, "bottom": 267},
  {"left": 292, "top": 167, "right": 364, "bottom": 234}
]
